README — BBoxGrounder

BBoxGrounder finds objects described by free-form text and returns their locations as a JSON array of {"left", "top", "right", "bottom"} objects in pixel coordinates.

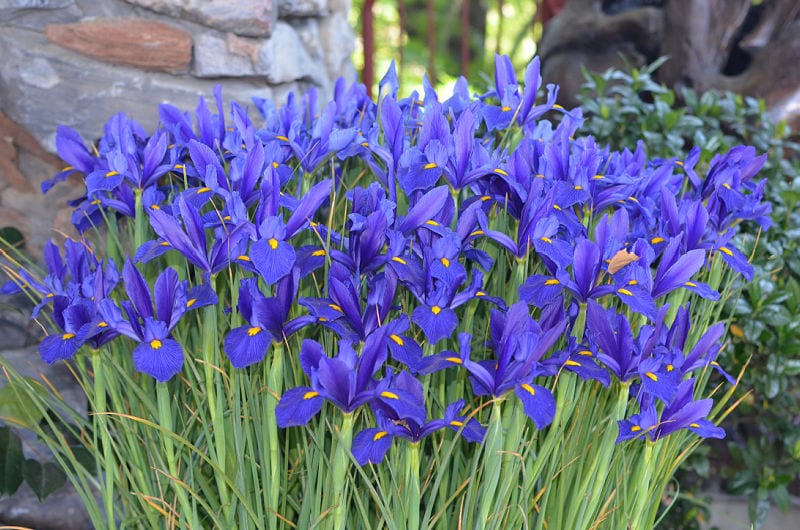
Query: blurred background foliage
[{"left": 348, "top": 0, "right": 548, "bottom": 96}]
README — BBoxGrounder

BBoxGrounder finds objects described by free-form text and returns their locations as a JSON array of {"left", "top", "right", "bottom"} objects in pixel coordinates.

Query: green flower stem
[
  {"left": 265, "top": 341, "right": 285, "bottom": 530},
  {"left": 403, "top": 442, "right": 421, "bottom": 529},
  {"left": 156, "top": 383, "right": 200, "bottom": 528},
  {"left": 477, "top": 399, "right": 504, "bottom": 527},
  {"left": 92, "top": 356, "right": 117, "bottom": 530},
  {"left": 630, "top": 441, "right": 657, "bottom": 528},
  {"left": 200, "top": 304, "right": 231, "bottom": 517},
  {"left": 330, "top": 412, "right": 355, "bottom": 530}
]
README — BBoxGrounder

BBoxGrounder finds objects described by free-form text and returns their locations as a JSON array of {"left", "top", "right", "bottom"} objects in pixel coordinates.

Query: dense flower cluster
[{"left": 3, "top": 55, "right": 769, "bottom": 465}]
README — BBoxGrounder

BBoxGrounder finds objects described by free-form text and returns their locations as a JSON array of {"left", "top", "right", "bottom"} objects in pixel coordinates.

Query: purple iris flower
[
  {"left": 275, "top": 333, "right": 426, "bottom": 427},
  {"left": 352, "top": 373, "right": 484, "bottom": 466},
  {"left": 617, "top": 379, "right": 725, "bottom": 443},
  {"left": 138, "top": 195, "right": 250, "bottom": 276},
  {"left": 224, "top": 274, "right": 314, "bottom": 368},
  {"left": 97, "top": 260, "right": 216, "bottom": 382},
  {"left": 420, "top": 303, "right": 566, "bottom": 429},
  {"left": 244, "top": 178, "right": 332, "bottom": 285}
]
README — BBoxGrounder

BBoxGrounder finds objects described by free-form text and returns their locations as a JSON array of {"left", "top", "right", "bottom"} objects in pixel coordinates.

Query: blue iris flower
[
  {"left": 275, "top": 333, "right": 426, "bottom": 427},
  {"left": 97, "top": 260, "right": 216, "bottom": 381}
]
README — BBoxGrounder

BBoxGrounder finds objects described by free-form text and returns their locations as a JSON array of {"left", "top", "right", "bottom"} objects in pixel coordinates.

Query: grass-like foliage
[{"left": 0, "top": 55, "right": 770, "bottom": 529}]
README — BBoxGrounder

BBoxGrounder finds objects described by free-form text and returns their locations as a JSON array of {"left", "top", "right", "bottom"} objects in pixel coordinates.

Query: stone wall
[{"left": 0, "top": 0, "right": 355, "bottom": 256}]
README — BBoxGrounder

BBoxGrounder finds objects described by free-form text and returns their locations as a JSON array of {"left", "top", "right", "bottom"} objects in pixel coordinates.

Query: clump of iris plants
[{"left": 0, "top": 55, "right": 769, "bottom": 529}]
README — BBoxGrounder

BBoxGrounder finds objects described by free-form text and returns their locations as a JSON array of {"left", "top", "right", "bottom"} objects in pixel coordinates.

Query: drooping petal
[
  {"left": 514, "top": 383, "right": 556, "bottom": 429},
  {"left": 224, "top": 325, "right": 273, "bottom": 368},
  {"left": 39, "top": 333, "right": 83, "bottom": 364},
  {"left": 352, "top": 428, "right": 394, "bottom": 466},
  {"left": 133, "top": 335, "right": 184, "bottom": 382},
  {"left": 412, "top": 304, "right": 458, "bottom": 344},
  {"left": 251, "top": 237, "right": 296, "bottom": 285},
  {"left": 275, "top": 386, "right": 324, "bottom": 427}
]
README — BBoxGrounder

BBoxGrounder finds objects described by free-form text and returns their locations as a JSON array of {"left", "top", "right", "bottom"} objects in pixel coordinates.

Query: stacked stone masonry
[{"left": 0, "top": 0, "right": 356, "bottom": 257}]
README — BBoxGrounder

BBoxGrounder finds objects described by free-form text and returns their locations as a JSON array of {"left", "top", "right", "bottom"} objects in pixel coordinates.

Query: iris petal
[{"left": 275, "top": 386, "right": 324, "bottom": 427}]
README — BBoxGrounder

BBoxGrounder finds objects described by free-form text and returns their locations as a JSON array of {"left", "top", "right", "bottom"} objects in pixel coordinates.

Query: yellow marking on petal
[
  {"left": 431, "top": 305, "right": 442, "bottom": 315},
  {"left": 501, "top": 106, "right": 512, "bottom": 112},
  {"left": 631, "top": 425, "right": 642, "bottom": 432},
  {"left": 389, "top": 334, "right": 404, "bottom": 346},
  {"left": 470, "top": 229, "right": 485, "bottom": 236},
  {"left": 475, "top": 291, "right": 486, "bottom": 297},
  {"left": 150, "top": 204, "right": 161, "bottom": 210},
  {"left": 167, "top": 144, "right": 175, "bottom": 149},
  {"left": 574, "top": 185, "right": 583, "bottom": 190},
  {"left": 373, "top": 431, "right": 388, "bottom": 441},
  {"left": 248, "top": 326, "right": 262, "bottom": 336},
  {"left": 197, "top": 187, "right": 212, "bottom": 194},
  {"left": 617, "top": 288, "right": 633, "bottom": 296},
  {"left": 719, "top": 247, "right": 734, "bottom": 256},
  {"left": 361, "top": 141, "right": 369, "bottom": 147},
  {"left": 723, "top": 182, "right": 732, "bottom": 190},
  {"left": 319, "top": 317, "right": 328, "bottom": 322},
  {"left": 150, "top": 339, "right": 163, "bottom": 350},
  {"left": 481, "top": 195, "right": 492, "bottom": 202},
  {"left": 711, "top": 361, "right": 720, "bottom": 367},
  {"left": 651, "top": 236, "right": 665, "bottom": 244},
  {"left": 565, "top": 360, "right": 581, "bottom": 367},
  {"left": 675, "top": 160, "right": 684, "bottom": 167},
  {"left": 627, "top": 196, "right": 639, "bottom": 203},
  {"left": 312, "top": 249, "right": 326, "bottom": 257},
  {"left": 423, "top": 162, "right": 438, "bottom": 170},
  {"left": 105, "top": 170, "right": 119, "bottom": 177},
  {"left": 160, "top": 241, "right": 170, "bottom": 247},
  {"left": 223, "top": 215, "right": 231, "bottom": 221},
  {"left": 544, "top": 279, "right": 560, "bottom": 286},
  {"left": 666, "top": 364, "right": 674, "bottom": 372},
  {"left": 391, "top": 256, "right": 407, "bottom": 265},
  {"left": 303, "top": 391, "right": 320, "bottom": 400},
  {"left": 425, "top": 220, "right": 439, "bottom": 226},
  {"left": 628, "top": 279, "right": 638, "bottom": 286},
  {"left": 645, "top": 372, "right": 658, "bottom": 382},
  {"left": 380, "top": 391, "right": 399, "bottom": 400},
  {"left": 237, "top": 255, "right": 251, "bottom": 262},
  {"left": 275, "top": 135, "right": 289, "bottom": 142},
  {"left": 272, "top": 161, "right": 280, "bottom": 168},
  {"left": 689, "top": 422, "right": 700, "bottom": 428},
  {"left": 441, "top": 257, "right": 450, "bottom": 268},
  {"left": 268, "top": 238, "right": 279, "bottom": 250},
  {"left": 97, "top": 321, "right": 108, "bottom": 328},
  {"left": 46, "top": 293, "right": 54, "bottom": 298},
  {"left": 445, "top": 357, "right": 462, "bottom": 364},
  {"left": 592, "top": 174, "right": 604, "bottom": 179},
  {"left": 449, "top": 420, "right": 464, "bottom": 427},
  {"left": 535, "top": 173, "right": 545, "bottom": 179},
  {"left": 91, "top": 199, "right": 102, "bottom": 205},
  {"left": 540, "top": 236, "right": 552, "bottom": 244},
  {"left": 329, "top": 303, "right": 343, "bottom": 313},
  {"left": 62, "top": 165, "right": 74, "bottom": 171},
  {"left": 578, "top": 350, "right": 593, "bottom": 357},
  {"left": 186, "top": 298, "right": 197, "bottom": 308},
  {"left": 553, "top": 103, "right": 564, "bottom": 110},
  {"left": 494, "top": 168, "right": 508, "bottom": 176},
  {"left": 520, "top": 383, "right": 536, "bottom": 395},
  {"left": 553, "top": 204, "right": 562, "bottom": 211},
  {"left": 174, "top": 164, "right": 185, "bottom": 170},
  {"left": 62, "top": 333, "right": 75, "bottom": 340},
  {"left": 685, "top": 281, "right": 697, "bottom": 287}
]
